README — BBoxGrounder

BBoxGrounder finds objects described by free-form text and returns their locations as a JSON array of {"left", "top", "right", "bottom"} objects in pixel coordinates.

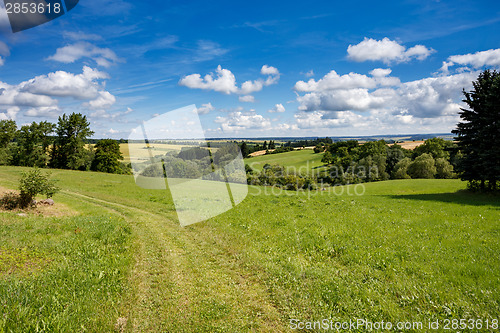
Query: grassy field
[
  {"left": 245, "top": 149, "right": 326, "bottom": 174},
  {"left": 120, "top": 143, "right": 190, "bottom": 164},
  {"left": 120, "top": 143, "right": 225, "bottom": 164},
  {"left": 0, "top": 166, "right": 499, "bottom": 332}
]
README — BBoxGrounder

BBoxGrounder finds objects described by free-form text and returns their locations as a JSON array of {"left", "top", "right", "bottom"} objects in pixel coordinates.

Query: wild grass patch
[
  {"left": 0, "top": 247, "right": 51, "bottom": 277},
  {"left": 0, "top": 211, "right": 134, "bottom": 332}
]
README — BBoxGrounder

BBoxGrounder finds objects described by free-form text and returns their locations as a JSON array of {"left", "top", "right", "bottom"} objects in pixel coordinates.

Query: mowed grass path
[
  {"left": 245, "top": 149, "right": 325, "bottom": 174},
  {"left": 1, "top": 166, "right": 499, "bottom": 332}
]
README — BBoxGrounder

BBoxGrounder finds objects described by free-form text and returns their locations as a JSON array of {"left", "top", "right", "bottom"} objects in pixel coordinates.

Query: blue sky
[{"left": 0, "top": 0, "right": 499, "bottom": 138}]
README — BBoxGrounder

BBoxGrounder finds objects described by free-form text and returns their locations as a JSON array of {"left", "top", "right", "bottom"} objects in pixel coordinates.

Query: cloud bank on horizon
[{"left": 0, "top": 0, "right": 499, "bottom": 138}]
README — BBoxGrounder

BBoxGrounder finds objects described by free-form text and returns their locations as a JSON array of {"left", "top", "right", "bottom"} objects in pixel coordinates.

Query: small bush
[
  {"left": 18, "top": 168, "right": 59, "bottom": 208},
  {"left": 0, "top": 191, "right": 20, "bottom": 210}
]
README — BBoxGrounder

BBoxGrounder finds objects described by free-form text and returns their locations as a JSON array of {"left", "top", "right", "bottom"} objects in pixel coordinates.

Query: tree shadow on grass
[{"left": 386, "top": 190, "right": 500, "bottom": 208}]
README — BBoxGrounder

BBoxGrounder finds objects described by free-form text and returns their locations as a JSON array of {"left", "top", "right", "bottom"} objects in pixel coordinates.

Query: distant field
[
  {"left": 245, "top": 149, "right": 326, "bottom": 174},
  {"left": 389, "top": 140, "right": 425, "bottom": 150},
  {"left": 1, "top": 166, "right": 498, "bottom": 331},
  {"left": 120, "top": 143, "right": 196, "bottom": 163}
]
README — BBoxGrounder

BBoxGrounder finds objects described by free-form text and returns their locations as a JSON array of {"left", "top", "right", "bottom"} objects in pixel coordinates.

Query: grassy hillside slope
[
  {"left": 245, "top": 149, "right": 325, "bottom": 174},
  {"left": 0, "top": 166, "right": 498, "bottom": 332}
]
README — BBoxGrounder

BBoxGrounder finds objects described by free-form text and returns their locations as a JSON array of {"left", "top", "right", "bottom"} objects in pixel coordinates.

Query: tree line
[
  {"left": 0, "top": 113, "right": 130, "bottom": 174},
  {"left": 245, "top": 137, "right": 458, "bottom": 190},
  {"left": 239, "top": 140, "right": 278, "bottom": 157},
  {"left": 318, "top": 138, "right": 458, "bottom": 184}
]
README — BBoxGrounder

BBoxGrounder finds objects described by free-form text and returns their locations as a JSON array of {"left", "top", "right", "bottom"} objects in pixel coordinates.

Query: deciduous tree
[
  {"left": 0, "top": 120, "right": 17, "bottom": 165},
  {"left": 0, "top": 120, "right": 16, "bottom": 148},
  {"left": 408, "top": 153, "right": 436, "bottom": 179},
  {"left": 392, "top": 157, "right": 411, "bottom": 179},
  {"left": 51, "top": 113, "right": 94, "bottom": 170},
  {"left": 17, "top": 121, "right": 55, "bottom": 167}
]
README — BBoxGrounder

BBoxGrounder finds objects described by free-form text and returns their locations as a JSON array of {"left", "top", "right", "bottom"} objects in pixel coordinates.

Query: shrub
[
  {"left": 249, "top": 164, "right": 317, "bottom": 190},
  {"left": 321, "top": 151, "right": 334, "bottom": 164},
  {"left": 118, "top": 162, "right": 133, "bottom": 175},
  {"left": 244, "top": 164, "right": 254, "bottom": 175},
  {"left": 313, "top": 144, "right": 323, "bottom": 153},
  {"left": 283, "top": 175, "right": 305, "bottom": 191},
  {"left": 18, "top": 168, "right": 59, "bottom": 208},
  {"left": 303, "top": 177, "right": 317, "bottom": 190},
  {"left": 0, "top": 191, "right": 20, "bottom": 210},
  {"left": 140, "top": 163, "right": 164, "bottom": 178}
]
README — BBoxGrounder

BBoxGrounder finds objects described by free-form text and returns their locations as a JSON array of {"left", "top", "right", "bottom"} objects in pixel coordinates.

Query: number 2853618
[{"left": 6, "top": 2, "right": 62, "bottom": 15}]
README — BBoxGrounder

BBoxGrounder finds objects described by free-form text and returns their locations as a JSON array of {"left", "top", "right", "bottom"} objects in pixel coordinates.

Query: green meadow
[
  {"left": 0, "top": 166, "right": 499, "bottom": 332},
  {"left": 246, "top": 149, "right": 326, "bottom": 174}
]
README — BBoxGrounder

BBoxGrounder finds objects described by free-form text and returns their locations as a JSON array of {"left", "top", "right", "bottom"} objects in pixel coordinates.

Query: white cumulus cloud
[
  {"left": 442, "top": 48, "right": 500, "bottom": 71},
  {"left": 297, "top": 88, "right": 390, "bottom": 112},
  {"left": 25, "top": 106, "right": 62, "bottom": 118},
  {"left": 196, "top": 102, "right": 215, "bottom": 115},
  {"left": 294, "top": 69, "right": 399, "bottom": 93},
  {"left": 179, "top": 65, "right": 280, "bottom": 96},
  {"left": 261, "top": 65, "right": 279, "bottom": 75},
  {"left": 179, "top": 65, "right": 238, "bottom": 94},
  {"left": 214, "top": 111, "right": 271, "bottom": 132},
  {"left": 369, "top": 68, "right": 392, "bottom": 77},
  {"left": 294, "top": 68, "right": 477, "bottom": 119},
  {"left": 295, "top": 110, "right": 363, "bottom": 129},
  {"left": 272, "top": 123, "right": 299, "bottom": 131},
  {"left": 239, "top": 95, "right": 255, "bottom": 103},
  {"left": 240, "top": 80, "right": 264, "bottom": 95},
  {"left": 0, "top": 107, "right": 20, "bottom": 120},
  {"left": 47, "top": 42, "right": 121, "bottom": 67},
  {"left": 19, "top": 66, "right": 109, "bottom": 99},
  {"left": 0, "top": 66, "right": 116, "bottom": 120},
  {"left": 240, "top": 65, "right": 281, "bottom": 94},
  {"left": 86, "top": 91, "right": 116, "bottom": 110},
  {"left": 347, "top": 37, "right": 434, "bottom": 64},
  {"left": 396, "top": 71, "right": 476, "bottom": 118},
  {"left": 268, "top": 103, "right": 286, "bottom": 113}
]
